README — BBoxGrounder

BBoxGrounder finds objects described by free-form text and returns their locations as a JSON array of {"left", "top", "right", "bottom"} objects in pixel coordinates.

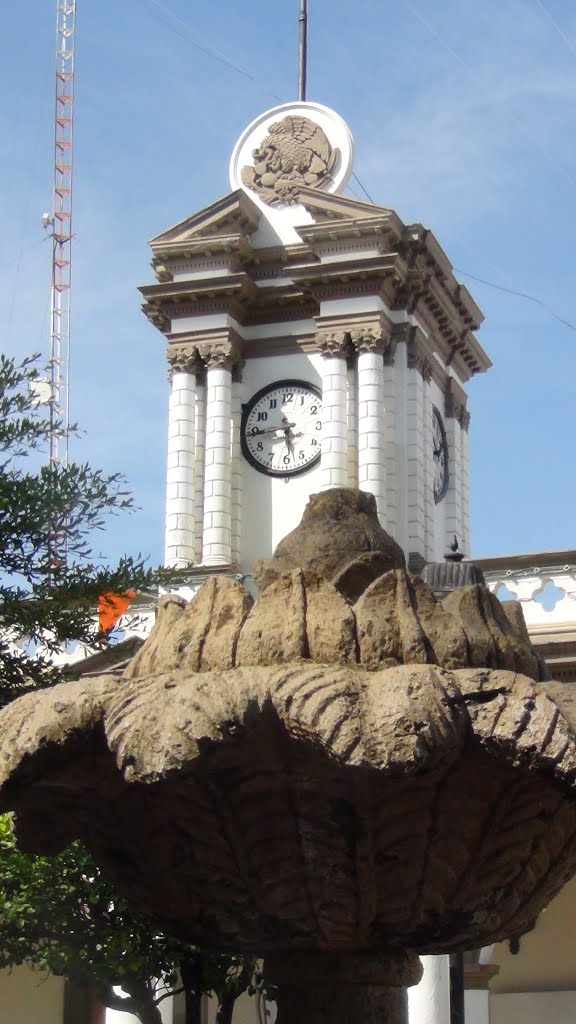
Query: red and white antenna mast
[{"left": 48, "top": 0, "right": 76, "bottom": 468}]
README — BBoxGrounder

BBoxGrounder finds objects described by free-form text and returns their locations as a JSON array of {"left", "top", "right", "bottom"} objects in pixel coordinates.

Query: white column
[
  {"left": 317, "top": 331, "right": 349, "bottom": 490},
  {"left": 351, "top": 326, "right": 387, "bottom": 523},
  {"left": 199, "top": 343, "right": 236, "bottom": 566},
  {"left": 164, "top": 346, "right": 201, "bottom": 569},
  {"left": 443, "top": 412, "right": 461, "bottom": 556},
  {"left": 460, "top": 412, "right": 471, "bottom": 555},
  {"left": 408, "top": 955, "right": 450, "bottom": 1024},
  {"left": 465, "top": 988, "right": 490, "bottom": 1024},
  {"left": 406, "top": 332, "right": 429, "bottom": 562},
  {"left": 231, "top": 365, "right": 244, "bottom": 564},
  {"left": 394, "top": 330, "right": 409, "bottom": 555},
  {"left": 382, "top": 341, "right": 398, "bottom": 537},
  {"left": 443, "top": 388, "right": 471, "bottom": 557},
  {"left": 346, "top": 361, "right": 358, "bottom": 488},
  {"left": 193, "top": 375, "right": 207, "bottom": 565}
]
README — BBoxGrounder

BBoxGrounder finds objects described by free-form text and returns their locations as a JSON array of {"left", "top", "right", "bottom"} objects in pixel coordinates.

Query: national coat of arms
[{"left": 241, "top": 115, "right": 339, "bottom": 207}]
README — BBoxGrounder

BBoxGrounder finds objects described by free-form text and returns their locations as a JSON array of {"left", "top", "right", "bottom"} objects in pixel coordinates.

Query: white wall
[
  {"left": 0, "top": 965, "right": 64, "bottom": 1024},
  {"left": 491, "top": 991, "right": 576, "bottom": 1024}
]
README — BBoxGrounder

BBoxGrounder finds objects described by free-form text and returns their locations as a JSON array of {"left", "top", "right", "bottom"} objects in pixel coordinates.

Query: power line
[
  {"left": 352, "top": 172, "right": 374, "bottom": 204},
  {"left": 533, "top": 0, "right": 576, "bottom": 60},
  {"left": 398, "top": 0, "right": 576, "bottom": 192},
  {"left": 455, "top": 268, "right": 576, "bottom": 333},
  {"left": 140, "top": 0, "right": 283, "bottom": 103}
]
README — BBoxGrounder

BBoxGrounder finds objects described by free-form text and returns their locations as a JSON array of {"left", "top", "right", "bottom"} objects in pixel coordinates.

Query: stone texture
[
  {"left": 253, "top": 489, "right": 405, "bottom": 591},
  {"left": 0, "top": 488, "right": 568, "bottom": 979},
  {"left": 1, "top": 661, "right": 576, "bottom": 954},
  {"left": 235, "top": 570, "right": 357, "bottom": 667},
  {"left": 353, "top": 570, "right": 548, "bottom": 679},
  {"left": 125, "top": 578, "right": 253, "bottom": 677}
]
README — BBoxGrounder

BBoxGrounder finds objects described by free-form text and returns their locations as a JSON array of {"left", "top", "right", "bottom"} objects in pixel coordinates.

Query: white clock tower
[{"left": 140, "top": 101, "right": 491, "bottom": 581}]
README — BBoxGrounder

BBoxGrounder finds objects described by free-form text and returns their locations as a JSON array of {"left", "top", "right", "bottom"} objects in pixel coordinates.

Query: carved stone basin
[
  {"left": 1, "top": 534, "right": 576, "bottom": 960},
  {"left": 2, "top": 489, "right": 576, "bottom": 1024}
]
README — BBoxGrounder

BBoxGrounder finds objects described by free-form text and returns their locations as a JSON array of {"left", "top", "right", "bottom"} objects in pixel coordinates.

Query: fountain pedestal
[{"left": 265, "top": 952, "right": 421, "bottom": 1024}]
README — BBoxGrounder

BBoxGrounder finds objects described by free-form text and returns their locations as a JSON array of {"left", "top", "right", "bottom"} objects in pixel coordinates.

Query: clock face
[
  {"left": 241, "top": 380, "right": 322, "bottom": 477},
  {"left": 432, "top": 407, "right": 449, "bottom": 504}
]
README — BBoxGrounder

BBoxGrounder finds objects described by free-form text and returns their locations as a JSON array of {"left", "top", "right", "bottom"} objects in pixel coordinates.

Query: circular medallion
[
  {"left": 241, "top": 380, "right": 322, "bottom": 477},
  {"left": 230, "top": 102, "right": 354, "bottom": 205},
  {"left": 432, "top": 407, "right": 449, "bottom": 504}
]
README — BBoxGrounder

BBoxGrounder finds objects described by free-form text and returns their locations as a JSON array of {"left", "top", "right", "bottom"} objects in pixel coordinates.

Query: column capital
[
  {"left": 166, "top": 343, "right": 202, "bottom": 382},
  {"left": 198, "top": 336, "right": 242, "bottom": 371},
  {"left": 350, "top": 324, "right": 388, "bottom": 355},
  {"left": 316, "top": 330, "right": 353, "bottom": 358},
  {"left": 407, "top": 332, "right": 432, "bottom": 382},
  {"left": 445, "top": 381, "right": 470, "bottom": 431}
]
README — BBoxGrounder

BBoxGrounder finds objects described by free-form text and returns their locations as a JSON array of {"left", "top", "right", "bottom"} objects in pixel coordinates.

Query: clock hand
[{"left": 252, "top": 422, "right": 296, "bottom": 436}]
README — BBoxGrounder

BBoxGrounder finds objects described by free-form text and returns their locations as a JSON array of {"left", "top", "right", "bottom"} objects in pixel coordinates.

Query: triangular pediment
[
  {"left": 296, "top": 185, "right": 397, "bottom": 224},
  {"left": 149, "top": 190, "right": 262, "bottom": 253}
]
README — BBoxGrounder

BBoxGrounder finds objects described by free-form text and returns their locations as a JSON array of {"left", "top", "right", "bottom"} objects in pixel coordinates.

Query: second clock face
[
  {"left": 241, "top": 380, "right": 322, "bottom": 477},
  {"left": 432, "top": 407, "right": 449, "bottom": 504}
]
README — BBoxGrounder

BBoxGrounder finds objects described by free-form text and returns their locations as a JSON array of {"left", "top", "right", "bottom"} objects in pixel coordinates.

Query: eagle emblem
[{"left": 241, "top": 116, "right": 339, "bottom": 206}]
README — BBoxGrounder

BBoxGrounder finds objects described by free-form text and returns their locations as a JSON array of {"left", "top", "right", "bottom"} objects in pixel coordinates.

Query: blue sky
[{"left": 1, "top": 0, "right": 575, "bottom": 567}]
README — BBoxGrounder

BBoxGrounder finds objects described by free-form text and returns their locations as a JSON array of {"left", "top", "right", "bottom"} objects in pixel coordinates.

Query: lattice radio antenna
[{"left": 47, "top": 0, "right": 76, "bottom": 469}]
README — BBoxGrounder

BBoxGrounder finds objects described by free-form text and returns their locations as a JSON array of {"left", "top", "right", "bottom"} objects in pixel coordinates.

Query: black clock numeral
[
  {"left": 311, "top": 438, "right": 318, "bottom": 447},
  {"left": 315, "top": 420, "right": 322, "bottom": 431},
  {"left": 251, "top": 426, "right": 259, "bottom": 434},
  {"left": 298, "top": 450, "right": 305, "bottom": 460},
  {"left": 310, "top": 405, "right": 318, "bottom": 414},
  {"left": 269, "top": 399, "right": 277, "bottom": 410},
  {"left": 283, "top": 393, "right": 293, "bottom": 402},
  {"left": 256, "top": 442, "right": 263, "bottom": 452},
  {"left": 283, "top": 455, "right": 291, "bottom": 465},
  {"left": 257, "top": 411, "right": 268, "bottom": 422}
]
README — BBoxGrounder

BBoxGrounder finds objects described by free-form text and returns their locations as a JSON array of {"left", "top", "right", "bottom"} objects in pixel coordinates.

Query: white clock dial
[{"left": 241, "top": 380, "right": 322, "bottom": 477}]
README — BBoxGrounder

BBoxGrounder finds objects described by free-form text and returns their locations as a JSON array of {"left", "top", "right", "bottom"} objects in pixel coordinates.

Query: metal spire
[{"left": 298, "top": 0, "right": 308, "bottom": 101}]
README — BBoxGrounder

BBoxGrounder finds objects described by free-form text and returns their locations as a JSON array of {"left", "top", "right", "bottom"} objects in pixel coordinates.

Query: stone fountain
[{"left": 2, "top": 489, "right": 576, "bottom": 1024}]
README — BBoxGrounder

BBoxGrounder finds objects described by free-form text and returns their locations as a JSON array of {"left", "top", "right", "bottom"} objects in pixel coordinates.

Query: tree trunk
[
  {"left": 100, "top": 978, "right": 164, "bottom": 1024},
  {"left": 179, "top": 956, "right": 203, "bottom": 1024},
  {"left": 215, "top": 963, "right": 253, "bottom": 1024},
  {"left": 184, "top": 990, "right": 202, "bottom": 1024}
]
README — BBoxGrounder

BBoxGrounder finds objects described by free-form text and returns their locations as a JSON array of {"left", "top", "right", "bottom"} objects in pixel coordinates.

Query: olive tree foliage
[
  {"left": 0, "top": 354, "right": 263, "bottom": 1022},
  {"left": 0, "top": 816, "right": 261, "bottom": 1024},
  {"left": 0, "top": 353, "right": 173, "bottom": 705}
]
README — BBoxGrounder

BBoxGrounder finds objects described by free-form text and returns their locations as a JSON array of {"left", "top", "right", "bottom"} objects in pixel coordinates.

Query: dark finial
[{"left": 445, "top": 536, "right": 464, "bottom": 563}]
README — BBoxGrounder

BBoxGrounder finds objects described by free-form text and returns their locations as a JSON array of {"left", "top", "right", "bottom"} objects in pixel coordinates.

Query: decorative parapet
[{"left": 476, "top": 551, "right": 576, "bottom": 682}]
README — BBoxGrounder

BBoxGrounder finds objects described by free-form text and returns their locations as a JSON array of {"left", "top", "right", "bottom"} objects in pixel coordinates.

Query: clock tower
[{"left": 140, "top": 101, "right": 491, "bottom": 582}]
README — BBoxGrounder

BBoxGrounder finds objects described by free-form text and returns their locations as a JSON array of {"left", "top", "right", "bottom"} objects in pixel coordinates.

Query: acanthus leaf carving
[
  {"left": 316, "top": 330, "right": 352, "bottom": 358},
  {"left": 350, "top": 325, "right": 388, "bottom": 355},
  {"left": 198, "top": 338, "right": 242, "bottom": 371},
  {"left": 166, "top": 343, "right": 202, "bottom": 382}
]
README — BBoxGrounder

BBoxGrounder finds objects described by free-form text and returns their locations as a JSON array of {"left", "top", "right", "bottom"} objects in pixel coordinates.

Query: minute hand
[{"left": 252, "top": 422, "right": 296, "bottom": 435}]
